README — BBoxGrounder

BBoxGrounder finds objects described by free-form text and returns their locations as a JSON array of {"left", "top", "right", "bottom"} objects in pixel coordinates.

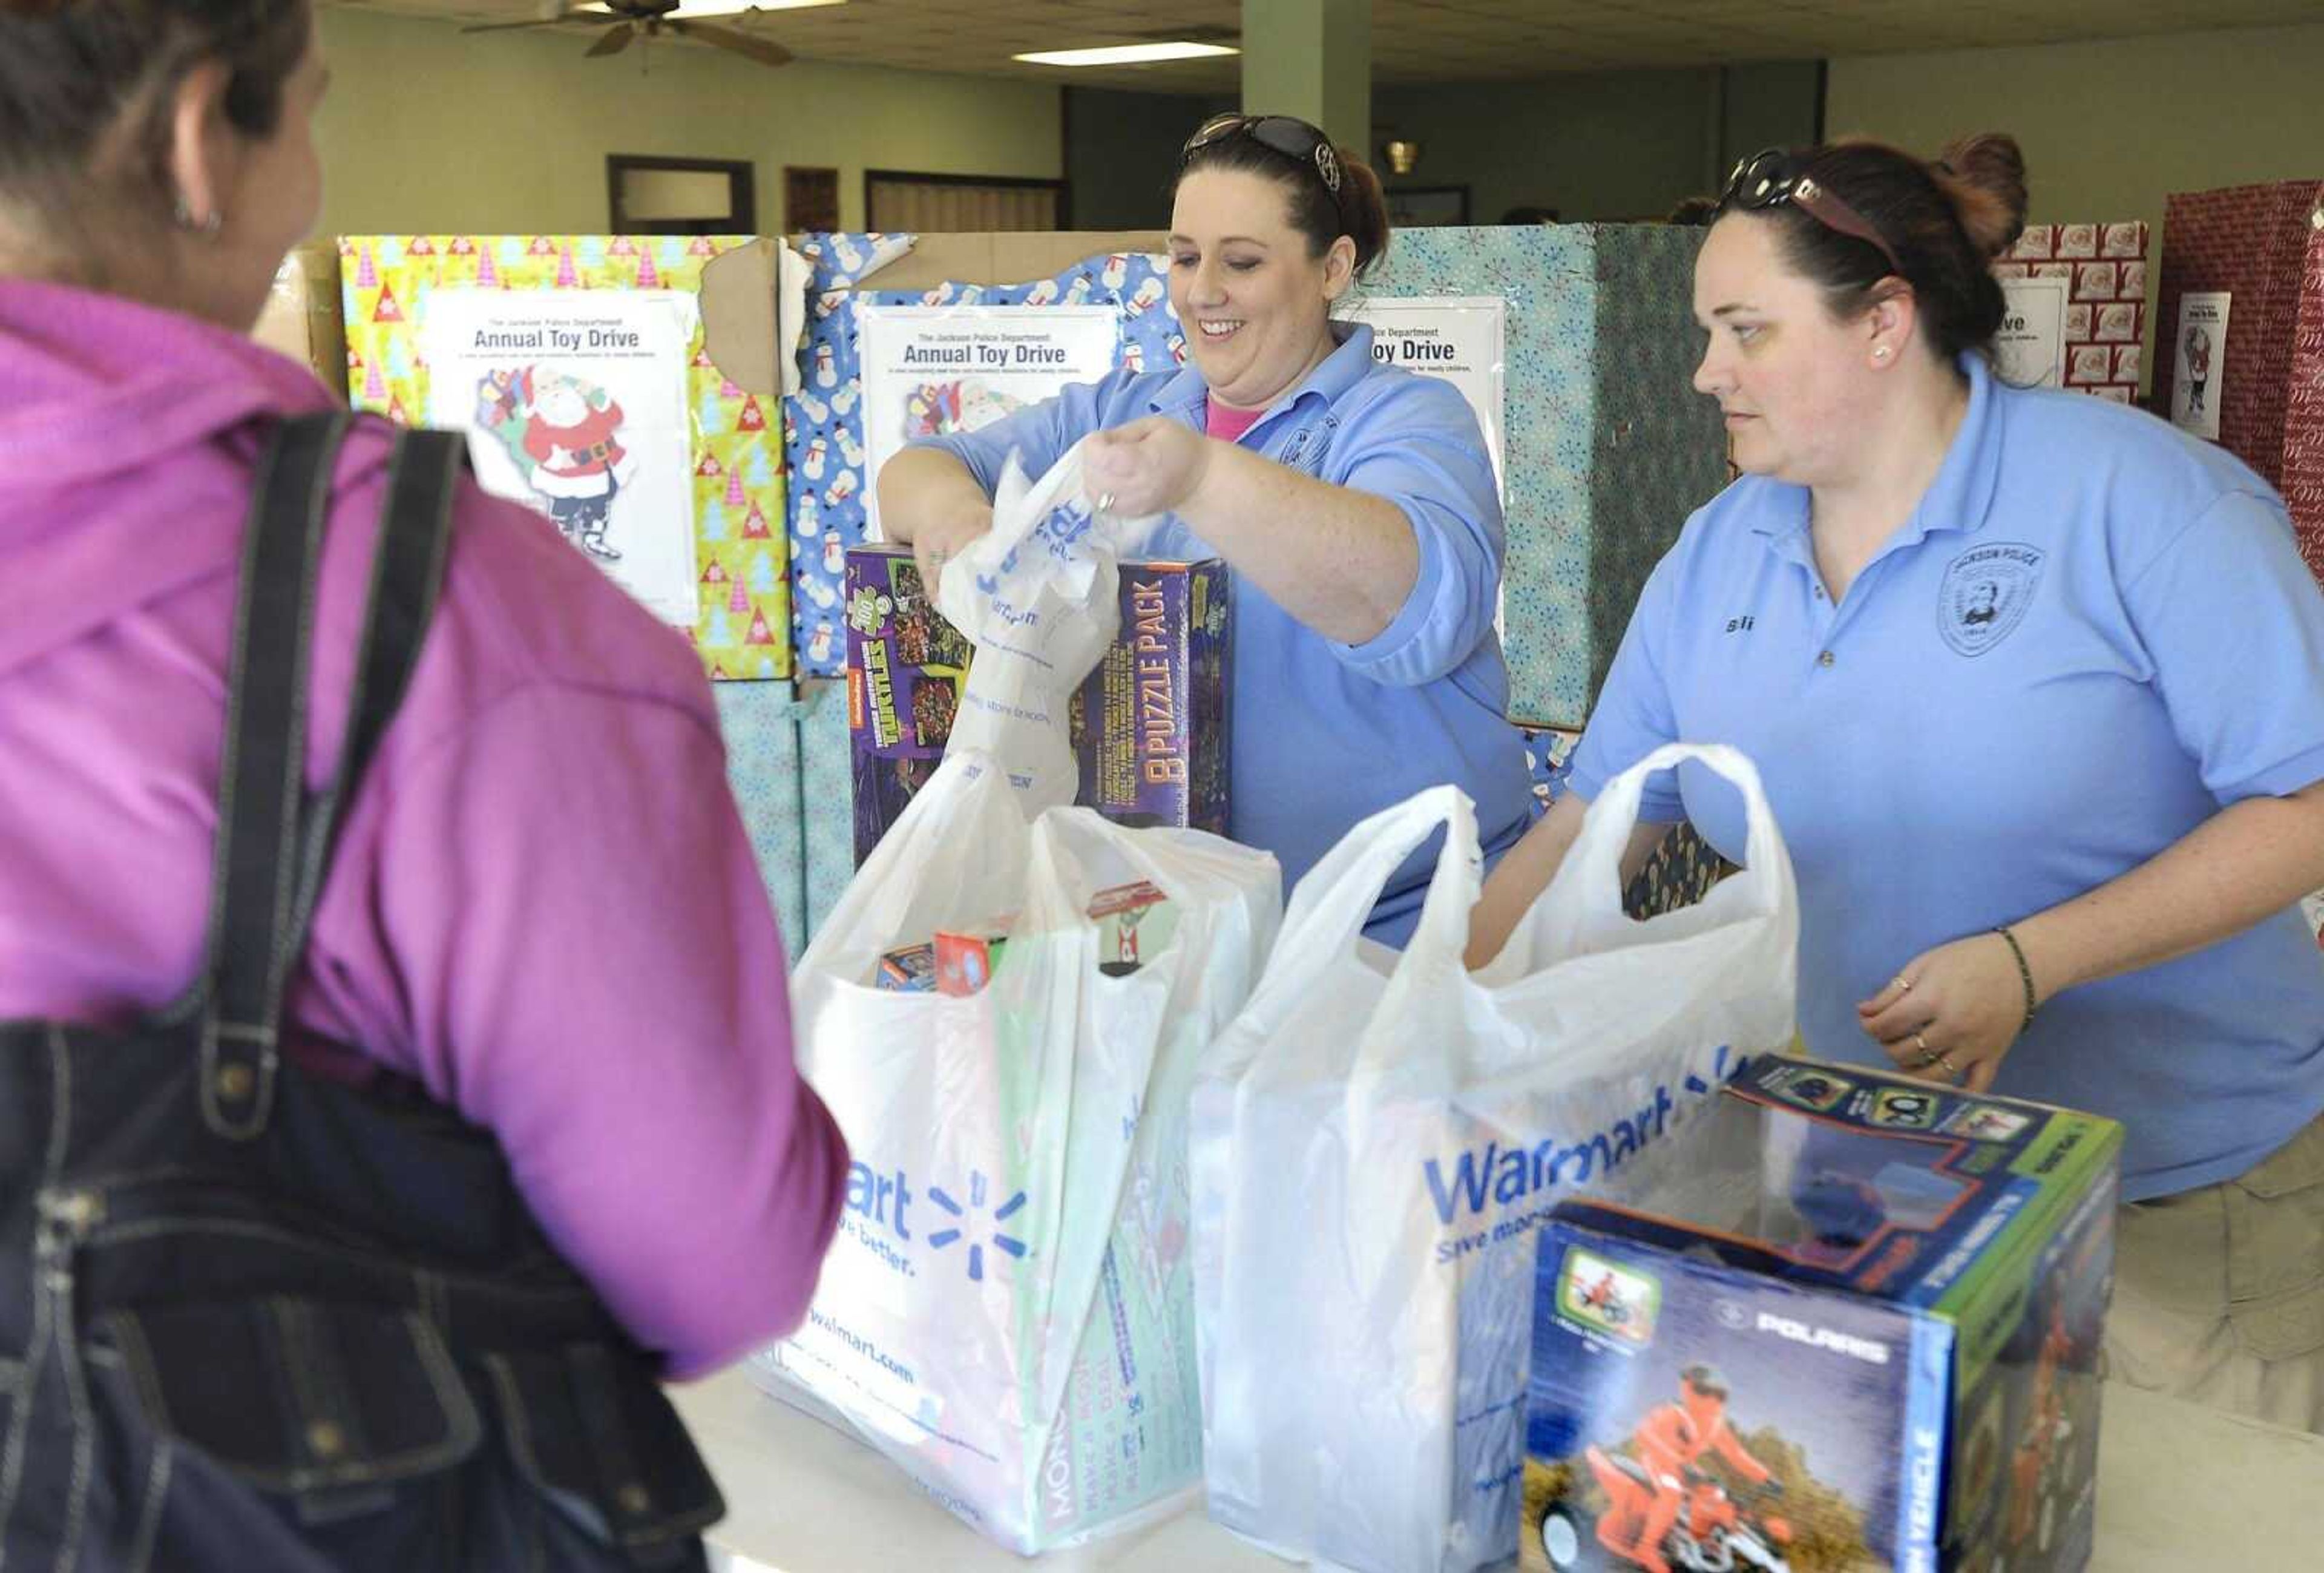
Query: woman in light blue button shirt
[
  {"left": 1472, "top": 133, "right": 2324, "bottom": 1431},
  {"left": 880, "top": 114, "right": 1533, "bottom": 944}
]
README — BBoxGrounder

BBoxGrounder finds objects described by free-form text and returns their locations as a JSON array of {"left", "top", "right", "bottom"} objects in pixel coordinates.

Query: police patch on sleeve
[{"left": 1937, "top": 542, "right": 2044, "bottom": 657}]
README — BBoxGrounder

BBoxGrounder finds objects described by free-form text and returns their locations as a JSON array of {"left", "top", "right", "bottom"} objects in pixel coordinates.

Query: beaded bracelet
[{"left": 1992, "top": 925, "right": 2038, "bottom": 1034}]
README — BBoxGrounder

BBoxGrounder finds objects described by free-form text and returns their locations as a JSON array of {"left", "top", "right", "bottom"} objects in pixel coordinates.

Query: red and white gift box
[
  {"left": 1994, "top": 221, "right": 2149, "bottom": 404},
  {"left": 2154, "top": 180, "right": 2324, "bottom": 583}
]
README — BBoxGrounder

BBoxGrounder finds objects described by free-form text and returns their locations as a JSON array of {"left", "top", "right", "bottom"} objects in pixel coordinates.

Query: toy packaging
[
  {"left": 898, "top": 881, "right": 1178, "bottom": 997},
  {"left": 845, "top": 548, "right": 973, "bottom": 859},
  {"left": 1522, "top": 1054, "right": 2121, "bottom": 1573},
  {"left": 872, "top": 942, "right": 937, "bottom": 993},
  {"left": 845, "top": 546, "right": 1229, "bottom": 863},
  {"left": 1074, "top": 563, "right": 1230, "bottom": 836},
  {"left": 935, "top": 919, "right": 1012, "bottom": 997},
  {"left": 1086, "top": 879, "right": 1175, "bottom": 977}
]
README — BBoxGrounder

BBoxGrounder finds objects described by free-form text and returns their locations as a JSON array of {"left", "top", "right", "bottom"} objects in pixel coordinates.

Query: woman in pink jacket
[{"left": 0, "top": 2, "right": 845, "bottom": 1567}]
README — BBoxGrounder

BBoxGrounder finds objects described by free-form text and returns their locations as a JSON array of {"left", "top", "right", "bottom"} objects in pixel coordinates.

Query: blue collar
[
  {"left": 1751, "top": 352, "right": 2007, "bottom": 546},
  {"left": 1147, "top": 321, "right": 1376, "bottom": 425}
]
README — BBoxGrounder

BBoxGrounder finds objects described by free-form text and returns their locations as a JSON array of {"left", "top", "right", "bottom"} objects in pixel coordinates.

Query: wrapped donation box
[
  {"left": 2152, "top": 180, "right": 2324, "bottom": 583},
  {"left": 1991, "top": 222, "right": 2150, "bottom": 403},
  {"left": 1522, "top": 1054, "right": 2121, "bottom": 1573}
]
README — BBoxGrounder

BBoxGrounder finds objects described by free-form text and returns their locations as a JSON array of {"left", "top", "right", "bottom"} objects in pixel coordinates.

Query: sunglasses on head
[
  {"left": 1181, "top": 113, "right": 1344, "bottom": 200},
  {"left": 1724, "top": 148, "right": 1903, "bottom": 274}
]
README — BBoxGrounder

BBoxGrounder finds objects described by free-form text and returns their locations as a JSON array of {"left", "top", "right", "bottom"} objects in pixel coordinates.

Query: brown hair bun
[{"left": 1932, "top": 133, "right": 2029, "bottom": 261}]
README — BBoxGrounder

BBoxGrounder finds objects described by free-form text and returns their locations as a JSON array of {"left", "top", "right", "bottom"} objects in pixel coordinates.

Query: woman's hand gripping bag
[
  {"left": 1189, "top": 744, "right": 1799, "bottom": 1573},
  {"left": 933, "top": 438, "right": 1144, "bottom": 816},
  {"left": 755, "top": 445, "right": 1282, "bottom": 1553}
]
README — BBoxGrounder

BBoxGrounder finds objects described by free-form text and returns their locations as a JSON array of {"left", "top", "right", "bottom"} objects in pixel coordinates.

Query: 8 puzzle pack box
[{"left": 844, "top": 547, "right": 1229, "bottom": 862}]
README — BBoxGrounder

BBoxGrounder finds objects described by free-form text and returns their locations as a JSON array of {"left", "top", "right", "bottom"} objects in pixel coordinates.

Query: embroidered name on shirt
[
  {"left": 1937, "top": 543, "right": 2044, "bottom": 657},
  {"left": 1724, "top": 615, "right": 1756, "bottom": 634}
]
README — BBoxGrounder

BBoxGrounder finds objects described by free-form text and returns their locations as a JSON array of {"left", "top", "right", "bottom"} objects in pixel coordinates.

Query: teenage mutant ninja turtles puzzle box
[
  {"left": 844, "top": 545, "right": 1230, "bottom": 862},
  {"left": 1521, "top": 1054, "right": 2121, "bottom": 1573}
]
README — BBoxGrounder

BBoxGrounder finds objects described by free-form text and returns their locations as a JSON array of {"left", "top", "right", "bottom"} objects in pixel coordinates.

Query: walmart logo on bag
[
  {"left": 928, "top": 1170, "right": 1029, "bottom": 1282},
  {"left": 1421, "top": 1048, "right": 1749, "bottom": 1228}
]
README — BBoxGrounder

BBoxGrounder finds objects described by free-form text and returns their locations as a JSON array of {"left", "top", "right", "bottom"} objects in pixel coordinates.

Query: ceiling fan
[{"left": 463, "top": 0, "right": 795, "bottom": 69}]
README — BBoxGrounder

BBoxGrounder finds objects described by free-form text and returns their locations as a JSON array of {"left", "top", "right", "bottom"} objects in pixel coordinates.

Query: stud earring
[
  {"left": 173, "top": 197, "right": 224, "bottom": 237},
  {"left": 1873, "top": 346, "right": 1892, "bottom": 361}
]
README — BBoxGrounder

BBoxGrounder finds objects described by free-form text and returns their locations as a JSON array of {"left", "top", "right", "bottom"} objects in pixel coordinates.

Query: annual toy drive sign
[
  {"left": 422, "top": 289, "right": 704, "bottom": 628},
  {"left": 856, "top": 303, "right": 1122, "bottom": 542},
  {"left": 2170, "top": 292, "right": 2232, "bottom": 442},
  {"left": 1349, "top": 295, "right": 1507, "bottom": 495},
  {"left": 1992, "top": 277, "right": 2069, "bottom": 390}
]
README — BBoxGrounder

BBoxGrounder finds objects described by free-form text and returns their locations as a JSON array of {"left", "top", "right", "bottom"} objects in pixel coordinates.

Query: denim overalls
[{"left": 0, "top": 415, "right": 722, "bottom": 1569}]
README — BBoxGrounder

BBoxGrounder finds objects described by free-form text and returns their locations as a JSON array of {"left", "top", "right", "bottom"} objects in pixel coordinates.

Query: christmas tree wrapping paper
[{"left": 341, "top": 234, "right": 791, "bottom": 680}]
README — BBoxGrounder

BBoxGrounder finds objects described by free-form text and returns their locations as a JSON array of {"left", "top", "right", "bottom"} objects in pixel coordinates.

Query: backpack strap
[
  {"left": 199, "top": 418, "right": 464, "bottom": 1141},
  {"left": 281, "top": 429, "right": 464, "bottom": 970}
]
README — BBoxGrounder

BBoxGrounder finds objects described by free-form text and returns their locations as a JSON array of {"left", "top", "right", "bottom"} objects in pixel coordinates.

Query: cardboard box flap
[
  {"left": 698, "top": 239, "right": 781, "bottom": 397},
  {"left": 829, "top": 230, "right": 1169, "bottom": 292}
]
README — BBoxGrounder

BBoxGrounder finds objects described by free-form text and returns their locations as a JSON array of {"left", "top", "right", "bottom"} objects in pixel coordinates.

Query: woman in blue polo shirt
[
  {"left": 1471, "top": 133, "right": 2324, "bottom": 1430},
  {"left": 879, "top": 113, "right": 1532, "bottom": 944}
]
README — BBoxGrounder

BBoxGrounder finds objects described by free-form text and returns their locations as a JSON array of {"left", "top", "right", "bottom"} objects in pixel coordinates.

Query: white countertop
[{"left": 672, "top": 1371, "right": 2324, "bottom": 1571}]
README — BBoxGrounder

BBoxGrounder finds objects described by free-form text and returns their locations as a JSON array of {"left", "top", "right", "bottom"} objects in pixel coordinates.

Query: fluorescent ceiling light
[
  {"left": 579, "top": 0, "right": 844, "bottom": 16},
  {"left": 1013, "top": 41, "right": 1240, "bottom": 67}
]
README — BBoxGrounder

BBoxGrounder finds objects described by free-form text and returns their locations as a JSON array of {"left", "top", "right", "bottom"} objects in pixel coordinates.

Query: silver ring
[
  {"left": 1938, "top": 1053, "right": 1961, "bottom": 1078},
  {"left": 1095, "top": 490, "right": 1117, "bottom": 513},
  {"left": 1912, "top": 1031, "right": 1929, "bottom": 1057}
]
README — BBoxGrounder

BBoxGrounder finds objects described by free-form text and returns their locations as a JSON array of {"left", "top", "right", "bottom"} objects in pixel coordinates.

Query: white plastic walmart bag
[
  {"left": 756, "top": 436, "right": 1272, "bottom": 1552},
  {"left": 1189, "top": 744, "right": 1798, "bottom": 1573},
  {"left": 761, "top": 755, "right": 1279, "bottom": 1552}
]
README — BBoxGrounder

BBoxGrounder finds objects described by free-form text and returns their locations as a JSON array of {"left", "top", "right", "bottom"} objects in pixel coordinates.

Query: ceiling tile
[{"left": 327, "top": 0, "right": 2324, "bottom": 84}]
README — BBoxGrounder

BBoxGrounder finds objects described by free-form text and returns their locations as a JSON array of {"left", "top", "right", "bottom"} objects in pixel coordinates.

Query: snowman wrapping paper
[
  {"left": 343, "top": 234, "right": 792, "bottom": 680},
  {"left": 784, "top": 237, "right": 1187, "bottom": 677}
]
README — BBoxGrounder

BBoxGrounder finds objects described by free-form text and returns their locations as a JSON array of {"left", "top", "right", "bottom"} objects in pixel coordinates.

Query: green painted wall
[
  {"left": 1067, "top": 64, "right": 1797, "bottom": 238},
  {"left": 311, "top": 7, "right": 1063, "bottom": 237},
  {"left": 1826, "top": 22, "right": 2324, "bottom": 245},
  {"left": 1374, "top": 69, "right": 1724, "bottom": 225},
  {"left": 1065, "top": 87, "right": 1232, "bottom": 231},
  {"left": 1719, "top": 61, "right": 1823, "bottom": 172}
]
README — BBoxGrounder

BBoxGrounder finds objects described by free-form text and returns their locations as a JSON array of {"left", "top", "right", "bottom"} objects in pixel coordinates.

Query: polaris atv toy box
[{"left": 1521, "top": 1054, "right": 2121, "bottom": 1573}]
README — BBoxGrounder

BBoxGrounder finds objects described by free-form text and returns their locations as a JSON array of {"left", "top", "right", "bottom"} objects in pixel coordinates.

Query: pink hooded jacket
[{"left": 0, "top": 278, "right": 845, "bottom": 1378}]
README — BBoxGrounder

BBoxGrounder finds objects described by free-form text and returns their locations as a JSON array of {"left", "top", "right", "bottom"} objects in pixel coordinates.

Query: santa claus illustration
[
  {"left": 2182, "top": 324, "right": 2213, "bottom": 416},
  {"left": 520, "top": 369, "right": 635, "bottom": 560}
]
